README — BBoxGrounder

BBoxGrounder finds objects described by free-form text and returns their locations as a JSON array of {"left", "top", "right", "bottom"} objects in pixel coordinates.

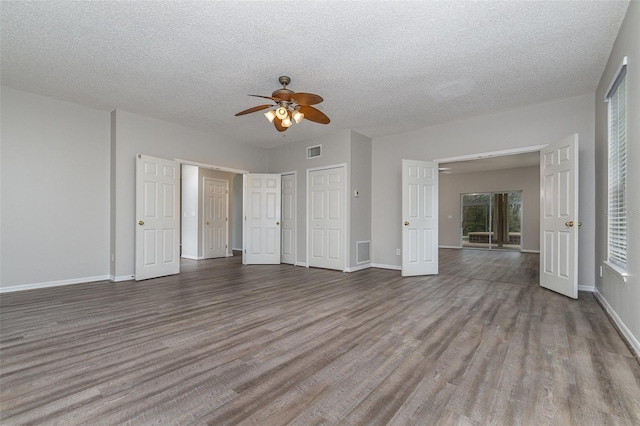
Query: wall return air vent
[{"left": 307, "top": 145, "right": 322, "bottom": 159}]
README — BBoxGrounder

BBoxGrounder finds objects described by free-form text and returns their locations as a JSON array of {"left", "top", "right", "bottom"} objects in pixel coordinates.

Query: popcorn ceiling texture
[{"left": 0, "top": 1, "right": 629, "bottom": 148}]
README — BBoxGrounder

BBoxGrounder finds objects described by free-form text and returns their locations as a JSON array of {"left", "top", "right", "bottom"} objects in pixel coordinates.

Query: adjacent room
[{"left": 1, "top": 1, "right": 639, "bottom": 424}]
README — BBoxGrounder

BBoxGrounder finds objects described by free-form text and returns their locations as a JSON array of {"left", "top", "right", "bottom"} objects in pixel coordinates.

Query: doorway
[{"left": 461, "top": 191, "right": 522, "bottom": 250}]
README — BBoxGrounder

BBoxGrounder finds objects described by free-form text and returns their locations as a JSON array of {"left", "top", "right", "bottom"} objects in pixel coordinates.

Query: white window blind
[{"left": 606, "top": 63, "right": 627, "bottom": 269}]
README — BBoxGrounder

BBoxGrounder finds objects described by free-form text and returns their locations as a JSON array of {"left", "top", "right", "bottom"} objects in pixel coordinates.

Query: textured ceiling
[{"left": 0, "top": 1, "right": 629, "bottom": 148}]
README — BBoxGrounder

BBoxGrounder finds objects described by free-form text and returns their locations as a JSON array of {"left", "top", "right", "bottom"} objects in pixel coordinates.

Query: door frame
[
  {"left": 306, "top": 163, "right": 348, "bottom": 272},
  {"left": 281, "top": 171, "right": 297, "bottom": 266},
  {"left": 202, "top": 176, "right": 230, "bottom": 258},
  {"left": 434, "top": 141, "right": 581, "bottom": 289},
  {"left": 177, "top": 159, "right": 247, "bottom": 260}
]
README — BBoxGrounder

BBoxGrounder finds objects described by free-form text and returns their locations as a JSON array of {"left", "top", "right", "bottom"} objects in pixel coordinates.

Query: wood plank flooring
[{"left": 1, "top": 249, "right": 639, "bottom": 425}]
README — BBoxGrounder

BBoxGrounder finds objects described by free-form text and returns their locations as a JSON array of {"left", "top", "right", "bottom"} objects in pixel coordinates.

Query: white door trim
[
  {"left": 281, "top": 171, "right": 297, "bottom": 265},
  {"left": 175, "top": 159, "right": 248, "bottom": 175},
  {"left": 202, "top": 177, "right": 229, "bottom": 259},
  {"left": 433, "top": 145, "right": 548, "bottom": 164},
  {"left": 306, "top": 163, "right": 348, "bottom": 272}
]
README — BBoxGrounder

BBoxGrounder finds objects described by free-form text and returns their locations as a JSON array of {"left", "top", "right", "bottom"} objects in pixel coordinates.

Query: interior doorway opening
[{"left": 461, "top": 191, "right": 522, "bottom": 250}]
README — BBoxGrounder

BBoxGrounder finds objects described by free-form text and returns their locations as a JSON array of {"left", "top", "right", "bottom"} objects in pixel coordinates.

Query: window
[{"left": 606, "top": 58, "right": 627, "bottom": 271}]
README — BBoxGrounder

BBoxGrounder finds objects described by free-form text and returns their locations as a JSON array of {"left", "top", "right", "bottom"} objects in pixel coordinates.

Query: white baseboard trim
[
  {"left": 594, "top": 289, "right": 640, "bottom": 358},
  {"left": 578, "top": 285, "right": 595, "bottom": 292},
  {"left": 109, "top": 275, "right": 134, "bottom": 282},
  {"left": 371, "top": 263, "right": 402, "bottom": 271},
  {"left": 295, "top": 261, "right": 309, "bottom": 268},
  {"left": 0, "top": 275, "right": 111, "bottom": 293},
  {"left": 439, "top": 245, "right": 461, "bottom": 249},
  {"left": 521, "top": 249, "right": 541, "bottom": 254},
  {"left": 345, "top": 263, "right": 371, "bottom": 273},
  {"left": 181, "top": 255, "right": 203, "bottom": 260}
]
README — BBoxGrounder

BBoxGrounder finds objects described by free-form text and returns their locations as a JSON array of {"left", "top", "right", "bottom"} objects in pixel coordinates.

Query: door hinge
[
  {"left": 225, "top": 244, "right": 228, "bottom": 248},
  {"left": 137, "top": 153, "right": 141, "bottom": 159}
]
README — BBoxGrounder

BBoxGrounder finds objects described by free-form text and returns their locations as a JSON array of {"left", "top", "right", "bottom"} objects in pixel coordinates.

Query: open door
[
  {"left": 402, "top": 159, "right": 438, "bottom": 276},
  {"left": 243, "top": 173, "right": 281, "bottom": 265},
  {"left": 135, "top": 154, "right": 180, "bottom": 280},
  {"left": 540, "top": 134, "right": 579, "bottom": 298}
]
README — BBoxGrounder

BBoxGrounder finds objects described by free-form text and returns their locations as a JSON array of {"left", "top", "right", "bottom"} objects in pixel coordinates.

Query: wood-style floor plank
[{"left": 1, "top": 249, "right": 639, "bottom": 425}]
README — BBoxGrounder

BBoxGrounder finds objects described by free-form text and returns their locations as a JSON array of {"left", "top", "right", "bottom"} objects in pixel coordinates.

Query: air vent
[
  {"left": 307, "top": 145, "right": 322, "bottom": 159},
  {"left": 356, "top": 241, "right": 370, "bottom": 264}
]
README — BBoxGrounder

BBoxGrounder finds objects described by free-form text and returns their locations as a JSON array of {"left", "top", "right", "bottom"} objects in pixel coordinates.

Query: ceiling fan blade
[
  {"left": 290, "top": 92, "right": 323, "bottom": 106},
  {"left": 234, "top": 104, "right": 273, "bottom": 116},
  {"left": 273, "top": 116, "right": 287, "bottom": 132},
  {"left": 249, "top": 94, "right": 284, "bottom": 102},
  {"left": 299, "top": 105, "right": 330, "bottom": 124}
]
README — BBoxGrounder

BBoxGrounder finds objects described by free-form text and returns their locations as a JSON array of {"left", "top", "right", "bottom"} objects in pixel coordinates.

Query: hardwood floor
[{"left": 1, "top": 249, "right": 639, "bottom": 425}]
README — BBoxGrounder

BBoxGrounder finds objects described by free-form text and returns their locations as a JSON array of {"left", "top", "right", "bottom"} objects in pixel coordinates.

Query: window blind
[{"left": 607, "top": 68, "right": 627, "bottom": 269}]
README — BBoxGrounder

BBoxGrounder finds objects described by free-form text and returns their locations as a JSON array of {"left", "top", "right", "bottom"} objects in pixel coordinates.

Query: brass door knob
[
  {"left": 138, "top": 220, "right": 144, "bottom": 226},
  {"left": 404, "top": 221, "right": 409, "bottom": 226},
  {"left": 565, "top": 221, "right": 574, "bottom": 227},
  {"left": 206, "top": 221, "right": 210, "bottom": 225},
  {"left": 578, "top": 222, "right": 582, "bottom": 227},
  {"left": 276, "top": 221, "right": 280, "bottom": 225}
]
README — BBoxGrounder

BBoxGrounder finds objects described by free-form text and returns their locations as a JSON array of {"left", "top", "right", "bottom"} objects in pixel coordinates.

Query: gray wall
[
  {"left": 371, "top": 94, "right": 596, "bottom": 289},
  {"left": 267, "top": 130, "right": 352, "bottom": 266},
  {"left": 350, "top": 130, "right": 373, "bottom": 267},
  {"left": 111, "top": 109, "right": 267, "bottom": 280},
  {"left": 1, "top": 87, "right": 111, "bottom": 288},
  {"left": 594, "top": 1, "right": 639, "bottom": 352},
  {"left": 438, "top": 166, "right": 540, "bottom": 251},
  {"left": 267, "top": 129, "right": 372, "bottom": 270}
]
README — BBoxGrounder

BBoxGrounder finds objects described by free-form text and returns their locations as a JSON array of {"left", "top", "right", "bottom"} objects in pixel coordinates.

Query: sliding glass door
[{"left": 461, "top": 191, "right": 522, "bottom": 250}]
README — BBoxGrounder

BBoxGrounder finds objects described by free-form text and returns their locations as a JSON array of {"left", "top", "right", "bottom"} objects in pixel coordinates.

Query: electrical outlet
[
  {"left": 396, "top": 248, "right": 401, "bottom": 255},
  {"left": 111, "top": 254, "right": 115, "bottom": 262},
  {"left": 600, "top": 266, "right": 603, "bottom": 277}
]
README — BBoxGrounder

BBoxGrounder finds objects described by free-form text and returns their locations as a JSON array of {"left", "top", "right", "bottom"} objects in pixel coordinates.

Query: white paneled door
[
  {"left": 281, "top": 173, "right": 296, "bottom": 265},
  {"left": 402, "top": 160, "right": 438, "bottom": 276},
  {"left": 135, "top": 154, "right": 180, "bottom": 281},
  {"left": 308, "top": 166, "right": 345, "bottom": 271},
  {"left": 243, "top": 174, "right": 281, "bottom": 265},
  {"left": 203, "top": 178, "right": 228, "bottom": 259},
  {"left": 540, "top": 134, "right": 579, "bottom": 299}
]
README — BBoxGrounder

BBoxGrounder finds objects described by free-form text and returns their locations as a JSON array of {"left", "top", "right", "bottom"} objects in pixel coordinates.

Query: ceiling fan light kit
[{"left": 235, "top": 76, "right": 330, "bottom": 132}]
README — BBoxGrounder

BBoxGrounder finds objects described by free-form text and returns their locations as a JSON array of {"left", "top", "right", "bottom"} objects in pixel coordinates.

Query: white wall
[
  {"left": 181, "top": 164, "right": 199, "bottom": 259},
  {"left": 438, "top": 166, "right": 540, "bottom": 251},
  {"left": 594, "top": 1, "right": 640, "bottom": 355},
  {"left": 371, "top": 94, "right": 596, "bottom": 288},
  {"left": 1, "top": 87, "right": 111, "bottom": 289},
  {"left": 111, "top": 109, "right": 267, "bottom": 280}
]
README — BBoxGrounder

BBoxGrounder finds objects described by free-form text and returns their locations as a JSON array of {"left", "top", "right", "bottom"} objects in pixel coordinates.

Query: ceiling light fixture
[
  {"left": 264, "top": 110, "right": 276, "bottom": 123},
  {"left": 235, "top": 76, "right": 330, "bottom": 132}
]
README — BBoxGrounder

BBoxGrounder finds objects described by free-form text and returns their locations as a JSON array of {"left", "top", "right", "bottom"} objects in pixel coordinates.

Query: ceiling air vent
[{"left": 307, "top": 145, "right": 322, "bottom": 159}]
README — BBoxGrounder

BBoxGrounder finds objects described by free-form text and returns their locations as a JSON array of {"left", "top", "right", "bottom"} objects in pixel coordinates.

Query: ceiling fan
[{"left": 235, "top": 76, "right": 330, "bottom": 132}]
